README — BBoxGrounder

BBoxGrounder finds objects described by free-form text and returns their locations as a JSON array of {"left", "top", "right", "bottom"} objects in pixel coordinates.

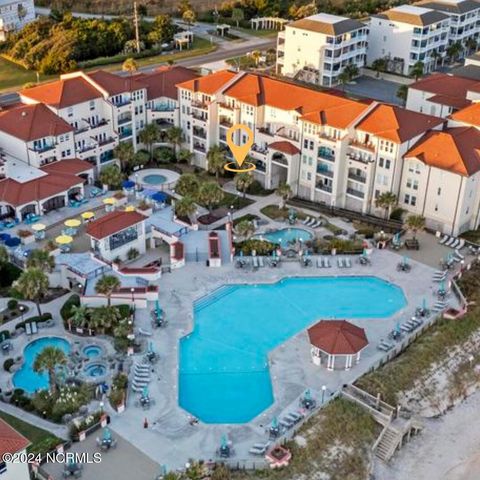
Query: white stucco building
[
  {"left": 277, "top": 13, "right": 368, "bottom": 86},
  {"left": 0, "top": 0, "right": 35, "bottom": 41},
  {"left": 367, "top": 5, "right": 451, "bottom": 76},
  {"left": 0, "top": 418, "right": 30, "bottom": 480}
]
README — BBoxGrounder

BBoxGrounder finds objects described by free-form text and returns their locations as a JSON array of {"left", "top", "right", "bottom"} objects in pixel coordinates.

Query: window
[
  {"left": 67, "top": 107, "right": 73, "bottom": 118},
  {"left": 108, "top": 225, "right": 139, "bottom": 251},
  {"left": 379, "top": 158, "right": 384, "bottom": 167},
  {"left": 307, "top": 172, "right": 312, "bottom": 181},
  {"left": 437, "top": 187, "right": 441, "bottom": 195},
  {"left": 89, "top": 100, "right": 95, "bottom": 111},
  {"left": 404, "top": 194, "right": 410, "bottom": 204},
  {"left": 385, "top": 159, "right": 391, "bottom": 169}
]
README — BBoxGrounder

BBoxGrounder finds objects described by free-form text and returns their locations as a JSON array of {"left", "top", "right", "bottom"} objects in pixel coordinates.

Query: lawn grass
[
  {"left": 0, "top": 38, "right": 215, "bottom": 92},
  {"left": 356, "top": 261, "right": 480, "bottom": 405},
  {"left": 260, "top": 204, "right": 307, "bottom": 221},
  {"left": 235, "top": 27, "right": 279, "bottom": 38},
  {"left": 0, "top": 411, "right": 62, "bottom": 455},
  {"left": 233, "top": 214, "right": 260, "bottom": 226}
]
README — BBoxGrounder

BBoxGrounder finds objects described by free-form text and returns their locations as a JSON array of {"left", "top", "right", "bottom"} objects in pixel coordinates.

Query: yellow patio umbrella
[
  {"left": 64, "top": 219, "right": 81, "bottom": 228},
  {"left": 31, "top": 223, "right": 46, "bottom": 232},
  {"left": 124, "top": 205, "right": 135, "bottom": 212},
  {"left": 81, "top": 211, "right": 95, "bottom": 220},
  {"left": 55, "top": 235, "right": 73, "bottom": 245},
  {"left": 103, "top": 197, "right": 116, "bottom": 205}
]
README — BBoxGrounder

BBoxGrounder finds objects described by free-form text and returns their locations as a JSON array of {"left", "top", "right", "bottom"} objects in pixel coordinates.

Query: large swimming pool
[
  {"left": 254, "top": 228, "right": 313, "bottom": 248},
  {"left": 179, "top": 276, "right": 406, "bottom": 423},
  {"left": 13, "top": 337, "right": 71, "bottom": 394}
]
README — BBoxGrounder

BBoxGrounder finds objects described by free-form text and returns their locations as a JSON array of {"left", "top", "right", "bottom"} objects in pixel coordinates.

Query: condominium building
[
  {"left": 277, "top": 13, "right": 368, "bottom": 87},
  {"left": 367, "top": 5, "right": 451, "bottom": 76},
  {"left": 0, "top": 0, "right": 35, "bottom": 41},
  {"left": 416, "top": 0, "right": 480, "bottom": 49}
]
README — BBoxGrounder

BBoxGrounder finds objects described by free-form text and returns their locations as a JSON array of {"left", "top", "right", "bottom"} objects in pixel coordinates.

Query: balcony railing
[
  {"left": 317, "top": 167, "right": 333, "bottom": 178},
  {"left": 219, "top": 117, "right": 233, "bottom": 127},
  {"left": 118, "top": 116, "right": 132, "bottom": 125},
  {"left": 193, "top": 143, "right": 206, "bottom": 153},
  {"left": 257, "top": 127, "right": 274, "bottom": 137},
  {"left": 90, "top": 119, "right": 109, "bottom": 130},
  {"left": 218, "top": 102, "right": 234, "bottom": 111},
  {"left": 318, "top": 132, "right": 338, "bottom": 143},
  {"left": 348, "top": 172, "right": 367, "bottom": 183},
  {"left": 252, "top": 144, "right": 268, "bottom": 156},
  {"left": 119, "top": 129, "right": 132, "bottom": 139},
  {"left": 316, "top": 183, "right": 333, "bottom": 193},
  {"left": 99, "top": 137, "right": 116, "bottom": 146},
  {"left": 113, "top": 99, "right": 131, "bottom": 108},
  {"left": 349, "top": 138, "right": 375, "bottom": 152},
  {"left": 192, "top": 100, "right": 208, "bottom": 110},
  {"left": 347, "top": 149, "right": 374, "bottom": 164},
  {"left": 192, "top": 111, "right": 208, "bottom": 121},
  {"left": 78, "top": 144, "right": 96, "bottom": 153},
  {"left": 32, "top": 144, "right": 55, "bottom": 153},
  {"left": 318, "top": 147, "right": 335, "bottom": 161},
  {"left": 152, "top": 104, "right": 175, "bottom": 112},
  {"left": 193, "top": 128, "right": 207, "bottom": 139},
  {"left": 346, "top": 187, "right": 365, "bottom": 199}
]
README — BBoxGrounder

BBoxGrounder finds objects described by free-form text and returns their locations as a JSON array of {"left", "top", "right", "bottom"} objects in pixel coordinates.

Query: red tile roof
[
  {"left": 0, "top": 418, "right": 30, "bottom": 457},
  {"left": 427, "top": 93, "right": 471, "bottom": 110},
  {"left": 176, "top": 69, "right": 237, "bottom": 95},
  {"left": 405, "top": 126, "right": 480, "bottom": 176},
  {"left": 410, "top": 73, "right": 480, "bottom": 101},
  {"left": 87, "top": 70, "right": 145, "bottom": 96},
  {"left": 0, "top": 160, "right": 87, "bottom": 207},
  {"left": 307, "top": 320, "right": 368, "bottom": 355},
  {"left": 41, "top": 158, "right": 94, "bottom": 176},
  {"left": 450, "top": 102, "right": 480, "bottom": 127},
  {"left": 20, "top": 77, "right": 103, "bottom": 109},
  {"left": 86, "top": 211, "right": 146, "bottom": 239},
  {"left": 137, "top": 66, "right": 199, "bottom": 100},
  {"left": 0, "top": 103, "right": 73, "bottom": 141},
  {"left": 355, "top": 104, "right": 444, "bottom": 143},
  {"left": 269, "top": 141, "right": 301, "bottom": 155}
]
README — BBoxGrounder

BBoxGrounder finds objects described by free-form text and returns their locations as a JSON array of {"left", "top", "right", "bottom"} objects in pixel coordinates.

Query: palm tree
[
  {"left": 405, "top": 214, "right": 426, "bottom": 240},
  {"left": 13, "top": 268, "right": 49, "bottom": 315},
  {"left": 466, "top": 38, "right": 478, "bottom": 55},
  {"left": 344, "top": 64, "right": 359, "bottom": 81},
  {"left": 337, "top": 71, "right": 350, "bottom": 90},
  {"left": 430, "top": 49, "right": 441, "bottom": 70},
  {"left": 396, "top": 85, "right": 408, "bottom": 104},
  {"left": 375, "top": 192, "right": 397, "bottom": 219},
  {"left": 99, "top": 165, "right": 123, "bottom": 189},
  {"left": 69, "top": 304, "right": 89, "bottom": 329},
  {"left": 198, "top": 182, "right": 224, "bottom": 213},
  {"left": 0, "top": 245, "right": 8, "bottom": 267},
  {"left": 234, "top": 172, "right": 254, "bottom": 199},
  {"left": 175, "top": 173, "right": 200, "bottom": 197},
  {"left": 251, "top": 50, "right": 261, "bottom": 67},
  {"left": 95, "top": 275, "right": 121, "bottom": 307},
  {"left": 206, "top": 145, "right": 226, "bottom": 180},
  {"left": 91, "top": 306, "right": 121, "bottom": 333},
  {"left": 371, "top": 58, "right": 387, "bottom": 77},
  {"left": 447, "top": 42, "right": 463, "bottom": 62},
  {"left": 177, "top": 148, "right": 193, "bottom": 164},
  {"left": 122, "top": 58, "right": 138, "bottom": 76},
  {"left": 26, "top": 249, "right": 55, "bottom": 273},
  {"left": 166, "top": 127, "right": 183, "bottom": 156},
  {"left": 114, "top": 142, "right": 135, "bottom": 173},
  {"left": 174, "top": 195, "right": 197, "bottom": 221},
  {"left": 235, "top": 220, "right": 255, "bottom": 239},
  {"left": 410, "top": 61, "right": 424, "bottom": 81},
  {"left": 33, "top": 346, "right": 67, "bottom": 393},
  {"left": 275, "top": 182, "right": 292, "bottom": 209},
  {"left": 139, "top": 123, "right": 160, "bottom": 161}
]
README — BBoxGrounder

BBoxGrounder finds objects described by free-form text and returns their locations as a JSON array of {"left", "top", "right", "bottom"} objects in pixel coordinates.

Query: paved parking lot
[{"left": 340, "top": 75, "right": 404, "bottom": 105}]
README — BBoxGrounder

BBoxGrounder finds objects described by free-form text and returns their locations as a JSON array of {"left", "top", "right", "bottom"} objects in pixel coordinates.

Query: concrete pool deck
[{"left": 109, "top": 248, "right": 456, "bottom": 470}]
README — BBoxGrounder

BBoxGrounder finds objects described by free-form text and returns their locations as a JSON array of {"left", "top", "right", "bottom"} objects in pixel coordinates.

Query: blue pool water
[
  {"left": 83, "top": 345, "right": 101, "bottom": 359},
  {"left": 143, "top": 174, "right": 167, "bottom": 185},
  {"left": 13, "top": 337, "right": 71, "bottom": 394},
  {"left": 179, "top": 276, "right": 406, "bottom": 423},
  {"left": 84, "top": 363, "right": 107, "bottom": 377},
  {"left": 254, "top": 228, "right": 313, "bottom": 248}
]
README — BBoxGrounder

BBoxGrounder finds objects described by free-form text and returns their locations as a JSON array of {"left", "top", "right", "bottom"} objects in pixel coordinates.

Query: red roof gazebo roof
[{"left": 307, "top": 320, "right": 368, "bottom": 355}]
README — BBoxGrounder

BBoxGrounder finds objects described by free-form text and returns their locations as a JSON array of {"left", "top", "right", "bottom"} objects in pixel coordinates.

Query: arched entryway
[
  {"left": 19, "top": 204, "right": 37, "bottom": 220},
  {"left": 42, "top": 195, "right": 66, "bottom": 213},
  {"left": 270, "top": 152, "right": 288, "bottom": 188}
]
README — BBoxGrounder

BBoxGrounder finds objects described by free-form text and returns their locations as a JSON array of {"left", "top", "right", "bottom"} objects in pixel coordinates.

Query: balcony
[
  {"left": 31, "top": 144, "right": 55, "bottom": 153},
  {"left": 118, "top": 115, "right": 132, "bottom": 126},
  {"left": 218, "top": 102, "right": 235, "bottom": 111},
  {"left": 276, "top": 127, "right": 299, "bottom": 143},
  {"left": 193, "top": 143, "right": 206, "bottom": 153},
  {"left": 99, "top": 137, "right": 116, "bottom": 146},
  {"left": 192, "top": 111, "right": 208, "bottom": 121},
  {"left": 119, "top": 128, "right": 132, "bottom": 139},
  {"left": 349, "top": 138, "right": 375, "bottom": 152},
  {"left": 316, "top": 183, "right": 333, "bottom": 193},
  {"left": 90, "top": 119, "right": 109, "bottom": 130},
  {"left": 75, "top": 125, "right": 90, "bottom": 134},
  {"left": 257, "top": 127, "right": 274, "bottom": 137},
  {"left": 318, "top": 131, "right": 338, "bottom": 143},
  {"left": 192, "top": 100, "right": 209, "bottom": 110},
  {"left": 347, "top": 148, "right": 374, "bottom": 164},
  {"left": 346, "top": 187, "right": 365, "bottom": 199},
  {"left": 255, "top": 161, "right": 266, "bottom": 172},
  {"left": 193, "top": 127, "right": 207, "bottom": 139},
  {"left": 317, "top": 167, "right": 334, "bottom": 178},
  {"left": 252, "top": 144, "right": 268, "bottom": 156},
  {"left": 113, "top": 99, "right": 131, "bottom": 108},
  {"left": 219, "top": 116, "right": 233, "bottom": 128},
  {"left": 318, "top": 146, "right": 335, "bottom": 161},
  {"left": 348, "top": 172, "right": 367, "bottom": 183},
  {"left": 78, "top": 144, "right": 97, "bottom": 154},
  {"left": 152, "top": 103, "right": 175, "bottom": 112}
]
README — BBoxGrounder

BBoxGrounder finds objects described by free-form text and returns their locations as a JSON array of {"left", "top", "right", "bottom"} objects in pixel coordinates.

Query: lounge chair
[
  {"left": 249, "top": 442, "right": 270, "bottom": 455},
  {"left": 445, "top": 237, "right": 455, "bottom": 247},
  {"left": 345, "top": 257, "right": 352, "bottom": 268},
  {"left": 258, "top": 257, "right": 265, "bottom": 268},
  {"left": 317, "top": 258, "right": 323, "bottom": 268},
  {"left": 138, "top": 328, "right": 152, "bottom": 336},
  {"left": 325, "top": 257, "right": 331, "bottom": 268},
  {"left": 252, "top": 256, "right": 259, "bottom": 270},
  {"left": 439, "top": 234, "right": 449, "bottom": 245},
  {"left": 457, "top": 239, "right": 465, "bottom": 250},
  {"left": 306, "top": 218, "right": 316, "bottom": 227},
  {"left": 454, "top": 249, "right": 464, "bottom": 260},
  {"left": 134, "top": 370, "right": 150, "bottom": 378},
  {"left": 311, "top": 220, "right": 322, "bottom": 228},
  {"left": 25, "top": 322, "right": 32, "bottom": 335},
  {"left": 280, "top": 418, "right": 293, "bottom": 429},
  {"left": 285, "top": 413, "right": 301, "bottom": 424},
  {"left": 303, "top": 216, "right": 312, "bottom": 225},
  {"left": 132, "top": 380, "right": 150, "bottom": 389},
  {"left": 450, "top": 239, "right": 460, "bottom": 249},
  {"left": 31, "top": 322, "right": 38, "bottom": 334},
  {"left": 135, "top": 364, "right": 150, "bottom": 371},
  {"left": 337, "top": 258, "right": 343, "bottom": 268}
]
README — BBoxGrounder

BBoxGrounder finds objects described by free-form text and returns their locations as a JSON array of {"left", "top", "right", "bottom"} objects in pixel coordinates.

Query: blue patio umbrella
[
  {"left": 148, "top": 341, "right": 155, "bottom": 353},
  {"left": 395, "top": 322, "right": 401, "bottom": 334},
  {"left": 221, "top": 434, "right": 228, "bottom": 449},
  {"left": 142, "top": 385, "right": 149, "bottom": 398},
  {"left": 304, "top": 389, "right": 311, "bottom": 401},
  {"left": 151, "top": 192, "right": 167, "bottom": 203},
  {"left": 155, "top": 300, "right": 162, "bottom": 316},
  {"left": 0, "top": 233, "right": 11, "bottom": 242},
  {"left": 422, "top": 298, "right": 427, "bottom": 311},
  {"left": 122, "top": 180, "right": 135, "bottom": 189},
  {"left": 239, "top": 250, "right": 244, "bottom": 257},
  {"left": 102, "top": 428, "right": 112, "bottom": 442},
  {"left": 439, "top": 280, "right": 446, "bottom": 293},
  {"left": 393, "top": 232, "right": 400, "bottom": 244},
  {"left": 5, "top": 237, "right": 20, "bottom": 247},
  {"left": 271, "top": 416, "right": 279, "bottom": 429}
]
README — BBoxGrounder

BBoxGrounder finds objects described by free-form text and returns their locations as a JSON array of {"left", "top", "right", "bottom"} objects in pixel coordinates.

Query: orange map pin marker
[{"left": 224, "top": 124, "right": 256, "bottom": 173}]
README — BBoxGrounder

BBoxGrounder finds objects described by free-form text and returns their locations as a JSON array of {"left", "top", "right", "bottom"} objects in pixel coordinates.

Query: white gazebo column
[
  {"left": 356, "top": 351, "right": 361, "bottom": 364},
  {"left": 345, "top": 355, "right": 352, "bottom": 371},
  {"left": 326, "top": 354, "right": 335, "bottom": 371}
]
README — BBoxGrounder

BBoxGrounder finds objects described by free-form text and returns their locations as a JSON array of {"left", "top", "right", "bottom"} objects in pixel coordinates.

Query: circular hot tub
[
  {"left": 83, "top": 362, "right": 107, "bottom": 379},
  {"left": 130, "top": 169, "right": 179, "bottom": 191}
]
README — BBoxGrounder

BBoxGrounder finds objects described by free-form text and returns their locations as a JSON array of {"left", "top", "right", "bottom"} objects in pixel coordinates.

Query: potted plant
[
  {"left": 113, "top": 191, "right": 127, "bottom": 207},
  {"left": 136, "top": 200, "right": 152, "bottom": 217},
  {"left": 18, "top": 229, "right": 35, "bottom": 245}
]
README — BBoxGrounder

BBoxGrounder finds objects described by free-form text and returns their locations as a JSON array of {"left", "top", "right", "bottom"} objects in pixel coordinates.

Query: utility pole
[{"left": 133, "top": 2, "right": 141, "bottom": 54}]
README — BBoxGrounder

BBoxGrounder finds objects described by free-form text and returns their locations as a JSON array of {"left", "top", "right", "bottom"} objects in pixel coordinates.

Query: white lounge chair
[
  {"left": 345, "top": 257, "right": 352, "bottom": 268},
  {"left": 31, "top": 322, "right": 38, "bottom": 334},
  {"left": 457, "top": 239, "right": 465, "bottom": 250},
  {"left": 258, "top": 257, "right": 265, "bottom": 268},
  {"left": 439, "top": 234, "right": 449, "bottom": 245},
  {"left": 454, "top": 250, "right": 464, "bottom": 260},
  {"left": 306, "top": 218, "right": 316, "bottom": 227},
  {"left": 25, "top": 323, "right": 32, "bottom": 335},
  {"left": 252, "top": 256, "right": 259, "bottom": 269},
  {"left": 303, "top": 216, "right": 311, "bottom": 225},
  {"left": 316, "top": 258, "right": 323, "bottom": 268},
  {"left": 450, "top": 239, "right": 460, "bottom": 249},
  {"left": 445, "top": 237, "right": 455, "bottom": 246},
  {"left": 138, "top": 328, "right": 152, "bottom": 336}
]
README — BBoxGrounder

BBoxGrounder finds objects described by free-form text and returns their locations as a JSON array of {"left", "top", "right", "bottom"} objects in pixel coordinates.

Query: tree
[
  {"left": 466, "top": 38, "right": 478, "bottom": 55},
  {"left": 344, "top": 63, "right": 359, "bottom": 80},
  {"left": 447, "top": 41, "right": 463, "bottom": 62},
  {"left": 99, "top": 165, "right": 123, "bottom": 189},
  {"left": 235, "top": 220, "right": 255, "bottom": 239},
  {"left": 210, "top": 464, "right": 231, "bottom": 480},
  {"left": 337, "top": 70, "right": 350, "bottom": 90},
  {"left": 139, "top": 123, "right": 160, "bottom": 161},
  {"left": 275, "top": 182, "right": 292, "bottom": 209},
  {"left": 69, "top": 304, "right": 89, "bottom": 328},
  {"left": 234, "top": 172, "right": 253, "bottom": 198},
  {"left": 133, "top": 150, "right": 149, "bottom": 169},
  {"left": 251, "top": 50, "right": 261, "bottom": 66},
  {"left": 114, "top": 142, "right": 135, "bottom": 173},
  {"left": 0, "top": 245, "right": 9, "bottom": 267},
  {"left": 95, "top": 275, "right": 121, "bottom": 307},
  {"left": 174, "top": 195, "right": 196, "bottom": 221},
  {"left": 13, "top": 268, "right": 49, "bottom": 315},
  {"left": 33, "top": 346, "right": 67, "bottom": 393},
  {"left": 231, "top": 8, "right": 244, "bottom": 28},
  {"left": 371, "top": 58, "right": 387, "bottom": 77},
  {"left": 122, "top": 58, "right": 138, "bottom": 76},
  {"left": 147, "top": 15, "right": 175, "bottom": 46},
  {"left": 27, "top": 249, "right": 55, "bottom": 273},
  {"left": 182, "top": 9, "right": 196, "bottom": 26},
  {"left": 405, "top": 214, "right": 426, "bottom": 240},
  {"left": 175, "top": 173, "right": 200, "bottom": 197},
  {"left": 90, "top": 305, "right": 121, "bottom": 333},
  {"left": 206, "top": 145, "right": 226, "bottom": 179},
  {"left": 430, "top": 49, "right": 441, "bottom": 70},
  {"left": 198, "top": 182, "right": 224, "bottom": 213},
  {"left": 177, "top": 148, "right": 192, "bottom": 164},
  {"left": 375, "top": 192, "right": 397, "bottom": 219},
  {"left": 396, "top": 85, "right": 408, "bottom": 104},
  {"left": 166, "top": 126, "right": 183, "bottom": 155},
  {"left": 410, "top": 61, "right": 424, "bottom": 81}
]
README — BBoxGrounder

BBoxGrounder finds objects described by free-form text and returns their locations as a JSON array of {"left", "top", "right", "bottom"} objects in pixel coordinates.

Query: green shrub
[
  {"left": 11, "top": 389, "right": 33, "bottom": 410},
  {"left": 0, "top": 263, "right": 21, "bottom": 288},
  {"left": 0, "top": 330, "right": 10, "bottom": 340},
  {"left": 246, "top": 180, "right": 273, "bottom": 196},
  {"left": 356, "top": 227, "right": 375, "bottom": 239},
  {"left": 3, "top": 358, "right": 14, "bottom": 372},
  {"left": 390, "top": 207, "right": 405, "bottom": 221},
  {"left": 116, "top": 304, "right": 131, "bottom": 319},
  {"left": 235, "top": 239, "right": 276, "bottom": 255},
  {"left": 7, "top": 299, "right": 18, "bottom": 310},
  {"left": 60, "top": 294, "right": 80, "bottom": 322}
]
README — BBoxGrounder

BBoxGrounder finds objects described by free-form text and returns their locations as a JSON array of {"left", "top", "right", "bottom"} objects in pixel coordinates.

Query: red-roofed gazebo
[{"left": 307, "top": 320, "right": 368, "bottom": 371}]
